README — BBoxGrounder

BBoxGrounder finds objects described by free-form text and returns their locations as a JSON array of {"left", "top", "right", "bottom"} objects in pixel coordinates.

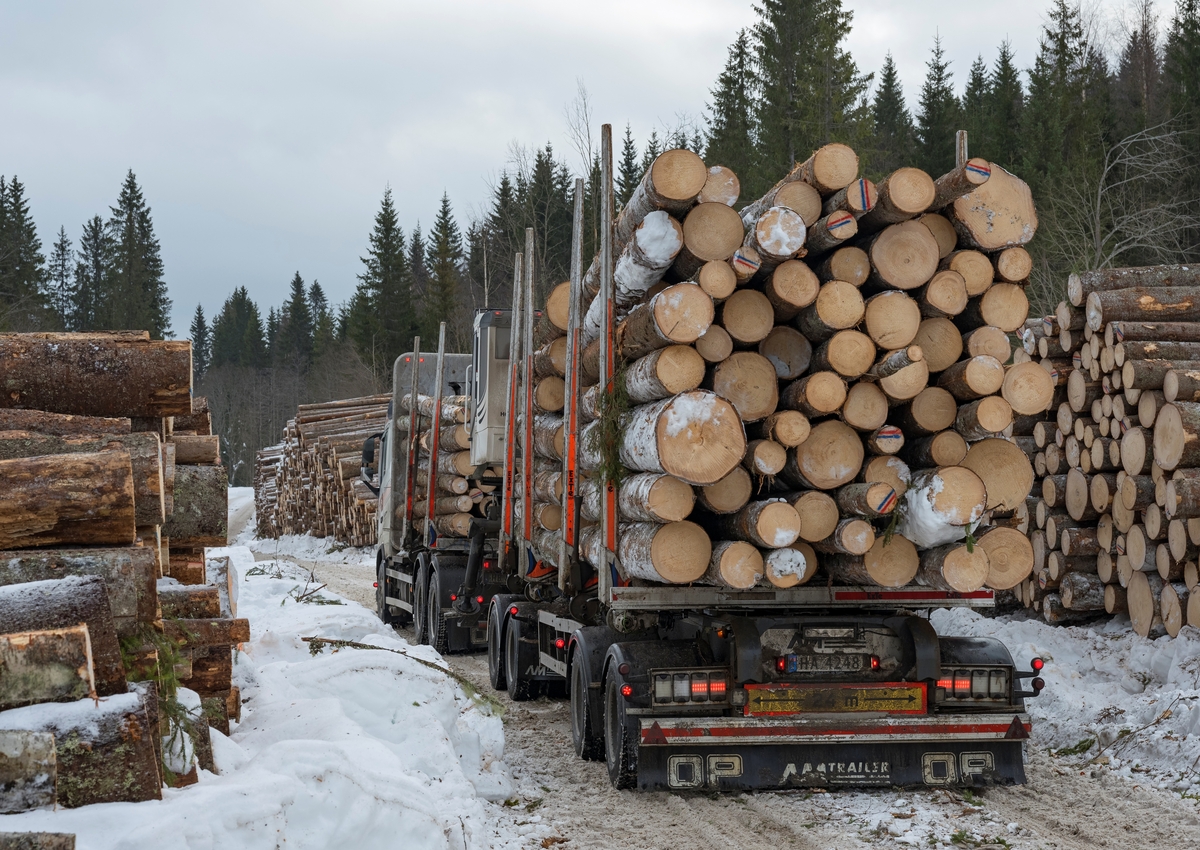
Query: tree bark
[
  {"left": 0, "top": 547, "right": 158, "bottom": 637},
  {"left": 169, "top": 434, "right": 220, "bottom": 465},
  {"left": 931, "top": 157, "right": 992, "bottom": 210},
  {"left": 605, "top": 521, "right": 711, "bottom": 584},
  {"left": 1086, "top": 287, "right": 1200, "bottom": 332},
  {"left": 533, "top": 335, "right": 568, "bottom": 378},
  {"left": 618, "top": 390, "right": 745, "bottom": 487},
  {"left": 1069, "top": 264, "right": 1200, "bottom": 306},
  {"left": 794, "top": 279, "right": 865, "bottom": 343},
  {"left": 583, "top": 211, "right": 685, "bottom": 341},
  {"left": 702, "top": 540, "right": 764, "bottom": 589},
  {"left": 615, "top": 283, "right": 714, "bottom": 364},
  {"left": 0, "top": 335, "right": 192, "bottom": 417},
  {"left": 0, "top": 450, "right": 136, "bottom": 549},
  {"left": 856, "top": 167, "right": 937, "bottom": 235},
  {"left": 164, "top": 464, "right": 228, "bottom": 548},
  {"left": 0, "top": 576, "right": 125, "bottom": 696},
  {"left": 0, "top": 729, "right": 57, "bottom": 813},
  {"left": 944, "top": 162, "right": 1038, "bottom": 250},
  {"left": 823, "top": 534, "right": 918, "bottom": 586},
  {"left": 0, "top": 409, "right": 131, "bottom": 436},
  {"left": 822, "top": 177, "right": 877, "bottom": 219},
  {"left": 579, "top": 473, "right": 695, "bottom": 523},
  {"left": 157, "top": 584, "right": 220, "bottom": 619},
  {"left": 0, "top": 626, "right": 95, "bottom": 711},
  {"left": 532, "top": 414, "right": 565, "bottom": 461},
  {"left": 804, "top": 210, "right": 857, "bottom": 255},
  {"left": 865, "top": 221, "right": 940, "bottom": 290}
]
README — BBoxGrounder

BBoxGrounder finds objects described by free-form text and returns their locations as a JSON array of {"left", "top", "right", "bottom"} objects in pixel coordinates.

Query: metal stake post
[
  {"left": 560, "top": 177, "right": 585, "bottom": 589},
  {"left": 424, "top": 322, "right": 447, "bottom": 547},
  {"left": 521, "top": 228, "right": 536, "bottom": 576},
  {"left": 497, "top": 253, "right": 523, "bottom": 576},
  {"left": 597, "top": 123, "right": 616, "bottom": 601},
  {"left": 401, "top": 336, "right": 421, "bottom": 546}
]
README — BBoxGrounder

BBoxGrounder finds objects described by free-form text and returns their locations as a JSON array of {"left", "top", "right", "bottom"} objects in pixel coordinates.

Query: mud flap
[{"left": 635, "top": 739, "right": 1026, "bottom": 791}]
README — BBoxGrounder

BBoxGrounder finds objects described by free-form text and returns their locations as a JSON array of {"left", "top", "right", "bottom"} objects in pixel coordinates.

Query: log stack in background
[
  {"left": 521, "top": 145, "right": 1050, "bottom": 594},
  {"left": 1018, "top": 264, "right": 1200, "bottom": 635},
  {"left": 254, "top": 394, "right": 391, "bottom": 546},
  {"left": 0, "top": 331, "right": 239, "bottom": 811}
]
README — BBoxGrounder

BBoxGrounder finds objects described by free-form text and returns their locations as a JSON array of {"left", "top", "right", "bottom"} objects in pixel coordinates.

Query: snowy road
[{"left": 238, "top": 498, "right": 1200, "bottom": 850}]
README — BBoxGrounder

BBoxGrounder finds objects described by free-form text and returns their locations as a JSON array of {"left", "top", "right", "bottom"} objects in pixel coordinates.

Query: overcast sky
[{"left": 1, "top": 0, "right": 1136, "bottom": 336}]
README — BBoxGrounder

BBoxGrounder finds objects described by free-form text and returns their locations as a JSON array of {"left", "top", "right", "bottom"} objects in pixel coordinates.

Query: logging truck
[{"left": 370, "top": 130, "right": 1047, "bottom": 790}]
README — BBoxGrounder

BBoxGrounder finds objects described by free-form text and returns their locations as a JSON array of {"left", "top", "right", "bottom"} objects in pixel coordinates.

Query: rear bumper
[{"left": 635, "top": 712, "right": 1030, "bottom": 790}]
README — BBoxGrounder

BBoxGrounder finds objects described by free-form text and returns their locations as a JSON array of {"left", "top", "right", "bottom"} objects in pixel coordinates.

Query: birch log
[{"left": 618, "top": 391, "right": 745, "bottom": 486}]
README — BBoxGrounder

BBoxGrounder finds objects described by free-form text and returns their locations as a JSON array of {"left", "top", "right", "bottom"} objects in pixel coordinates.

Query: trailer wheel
[
  {"left": 426, "top": 567, "right": 449, "bottom": 654},
  {"left": 504, "top": 615, "right": 535, "bottom": 701},
  {"left": 375, "top": 554, "right": 394, "bottom": 626},
  {"left": 487, "top": 602, "right": 507, "bottom": 690},
  {"left": 604, "top": 670, "right": 638, "bottom": 789},
  {"left": 571, "top": 655, "right": 604, "bottom": 762},
  {"left": 413, "top": 558, "right": 430, "bottom": 645}
]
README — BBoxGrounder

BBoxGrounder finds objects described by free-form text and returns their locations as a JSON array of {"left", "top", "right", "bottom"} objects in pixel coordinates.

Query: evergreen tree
[
  {"left": 960, "top": 55, "right": 990, "bottom": 159},
  {"left": 425, "top": 193, "right": 466, "bottom": 347},
  {"left": 1164, "top": 0, "right": 1200, "bottom": 126},
  {"left": 104, "top": 171, "right": 170, "bottom": 337},
  {"left": 209, "top": 287, "right": 265, "bottom": 368},
  {"left": 521, "top": 145, "right": 574, "bottom": 305},
  {"left": 409, "top": 224, "right": 429, "bottom": 303},
  {"left": 47, "top": 227, "right": 75, "bottom": 330},
  {"left": 266, "top": 306, "right": 279, "bottom": 358},
  {"left": 639, "top": 130, "right": 662, "bottom": 173},
  {"left": 616, "top": 125, "right": 641, "bottom": 208},
  {"left": 986, "top": 41, "right": 1025, "bottom": 167},
  {"left": 752, "top": 0, "right": 870, "bottom": 182},
  {"left": 274, "top": 272, "right": 314, "bottom": 368},
  {"left": 1114, "top": 0, "right": 1164, "bottom": 139},
  {"left": 1021, "top": 0, "right": 1112, "bottom": 189},
  {"left": 0, "top": 175, "right": 48, "bottom": 329},
  {"left": 915, "top": 36, "right": 961, "bottom": 176},
  {"left": 705, "top": 29, "right": 761, "bottom": 197},
  {"left": 72, "top": 216, "right": 110, "bottom": 332},
  {"left": 485, "top": 172, "right": 520, "bottom": 310},
  {"left": 355, "top": 187, "right": 415, "bottom": 372},
  {"left": 309, "top": 281, "right": 335, "bottom": 360},
  {"left": 190, "top": 304, "right": 210, "bottom": 379},
  {"left": 868, "top": 52, "right": 915, "bottom": 176}
]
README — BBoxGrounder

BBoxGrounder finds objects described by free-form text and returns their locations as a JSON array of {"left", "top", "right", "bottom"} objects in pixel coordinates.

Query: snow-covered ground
[{"left": 4, "top": 487, "right": 1198, "bottom": 849}]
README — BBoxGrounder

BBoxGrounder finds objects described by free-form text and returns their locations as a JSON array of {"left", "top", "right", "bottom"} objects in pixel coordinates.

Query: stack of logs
[
  {"left": 515, "top": 143, "right": 1052, "bottom": 594},
  {"left": 1019, "top": 264, "right": 1200, "bottom": 636},
  {"left": 254, "top": 394, "right": 391, "bottom": 546},
  {"left": 0, "top": 331, "right": 240, "bottom": 815}
]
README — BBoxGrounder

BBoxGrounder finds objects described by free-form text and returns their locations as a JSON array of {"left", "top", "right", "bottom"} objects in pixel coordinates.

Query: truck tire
[
  {"left": 571, "top": 655, "right": 604, "bottom": 761},
  {"left": 604, "top": 669, "right": 638, "bottom": 789},
  {"left": 487, "top": 601, "right": 507, "bottom": 691},
  {"left": 376, "top": 554, "right": 394, "bottom": 626},
  {"left": 413, "top": 558, "right": 430, "bottom": 645},
  {"left": 505, "top": 615, "right": 536, "bottom": 701},
  {"left": 427, "top": 567, "right": 449, "bottom": 654}
]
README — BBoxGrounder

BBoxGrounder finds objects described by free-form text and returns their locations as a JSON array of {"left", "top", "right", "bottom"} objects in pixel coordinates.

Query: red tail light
[
  {"left": 509, "top": 606, "right": 519, "bottom": 616},
  {"left": 775, "top": 657, "right": 787, "bottom": 672},
  {"left": 1031, "top": 657, "right": 1045, "bottom": 671},
  {"left": 620, "top": 684, "right": 633, "bottom": 698},
  {"left": 869, "top": 655, "right": 880, "bottom": 671},
  {"left": 954, "top": 677, "right": 971, "bottom": 695},
  {"left": 373, "top": 582, "right": 378, "bottom": 588},
  {"left": 708, "top": 677, "right": 727, "bottom": 699},
  {"left": 690, "top": 678, "right": 708, "bottom": 699},
  {"left": 936, "top": 678, "right": 952, "bottom": 690},
  {"left": 449, "top": 593, "right": 457, "bottom": 601},
  {"left": 475, "top": 595, "right": 484, "bottom": 604},
  {"left": 554, "top": 638, "right": 566, "bottom": 649}
]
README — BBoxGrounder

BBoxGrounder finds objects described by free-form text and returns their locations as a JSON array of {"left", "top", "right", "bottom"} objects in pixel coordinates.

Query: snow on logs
[{"left": 524, "top": 145, "right": 1049, "bottom": 593}]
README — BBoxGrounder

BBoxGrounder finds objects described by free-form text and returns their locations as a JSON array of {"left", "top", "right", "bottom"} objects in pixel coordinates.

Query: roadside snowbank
[{"left": 1, "top": 549, "right": 529, "bottom": 850}]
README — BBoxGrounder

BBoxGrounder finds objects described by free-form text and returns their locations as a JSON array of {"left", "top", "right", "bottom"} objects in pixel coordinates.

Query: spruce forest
[{"left": 2, "top": 0, "right": 1198, "bottom": 485}]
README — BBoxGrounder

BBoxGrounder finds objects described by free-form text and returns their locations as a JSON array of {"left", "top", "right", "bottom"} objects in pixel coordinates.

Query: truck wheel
[
  {"left": 376, "top": 555, "right": 394, "bottom": 626},
  {"left": 487, "top": 602, "right": 507, "bottom": 691},
  {"left": 426, "top": 568, "right": 449, "bottom": 654},
  {"left": 413, "top": 559, "right": 430, "bottom": 645},
  {"left": 604, "top": 670, "right": 638, "bottom": 789},
  {"left": 505, "top": 616, "right": 535, "bottom": 701},
  {"left": 571, "top": 656, "right": 604, "bottom": 761}
]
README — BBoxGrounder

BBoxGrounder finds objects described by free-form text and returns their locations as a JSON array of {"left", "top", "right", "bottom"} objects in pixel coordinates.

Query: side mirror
[{"left": 360, "top": 432, "right": 383, "bottom": 494}]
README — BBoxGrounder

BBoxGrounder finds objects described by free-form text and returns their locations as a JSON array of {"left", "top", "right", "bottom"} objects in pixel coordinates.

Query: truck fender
[
  {"left": 601, "top": 639, "right": 705, "bottom": 697},
  {"left": 428, "top": 554, "right": 467, "bottom": 610}
]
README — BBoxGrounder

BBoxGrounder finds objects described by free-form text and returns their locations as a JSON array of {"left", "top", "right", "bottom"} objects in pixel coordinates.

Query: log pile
[
  {"left": 0, "top": 331, "right": 238, "bottom": 811},
  {"left": 1017, "top": 264, "right": 1200, "bottom": 635},
  {"left": 523, "top": 145, "right": 1048, "bottom": 592},
  {"left": 253, "top": 394, "right": 391, "bottom": 546}
]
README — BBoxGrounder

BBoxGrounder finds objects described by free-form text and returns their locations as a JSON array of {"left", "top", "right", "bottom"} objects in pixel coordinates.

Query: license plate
[
  {"left": 787, "top": 654, "right": 865, "bottom": 673},
  {"left": 745, "top": 683, "right": 927, "bottom": 716}
]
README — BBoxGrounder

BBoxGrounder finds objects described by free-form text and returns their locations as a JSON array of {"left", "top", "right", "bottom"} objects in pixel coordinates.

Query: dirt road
[{"left": 268, "top": 544, "right": 1200, "bottom": 849}]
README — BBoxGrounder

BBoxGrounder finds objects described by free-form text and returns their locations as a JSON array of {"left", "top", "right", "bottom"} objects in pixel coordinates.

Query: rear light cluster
[
  {"left": 935, "top": 667, "right": 1009, "bottom": 701},
  {"left": 652, "top": 670, "right": 729, "bottom": 704}
]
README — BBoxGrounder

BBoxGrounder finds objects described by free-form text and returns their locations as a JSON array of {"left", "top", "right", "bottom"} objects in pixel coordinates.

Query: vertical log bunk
[
  {"left": 0, "top": 332, "right": 240, "bottom": 813},
  {"left": 510, "top": 132, "right": 1050, "bottom": 599},
  {"left": 1017, "top": 264, "right": 1200, "bottom": 634}
]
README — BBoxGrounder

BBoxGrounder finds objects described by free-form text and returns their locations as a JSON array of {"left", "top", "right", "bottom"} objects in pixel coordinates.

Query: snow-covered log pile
[
  {"left": 1019, "top": 264, "right": 1200, "bottom": 634},
  {"left": 254, "top": 394, "right": 391, "bottom": 546},
  {"left": 0, "top": 331, "right": 242, "bottom": 812},
  {"left": 521, "top": 146, "right": 1051, "bottom": 590}
]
